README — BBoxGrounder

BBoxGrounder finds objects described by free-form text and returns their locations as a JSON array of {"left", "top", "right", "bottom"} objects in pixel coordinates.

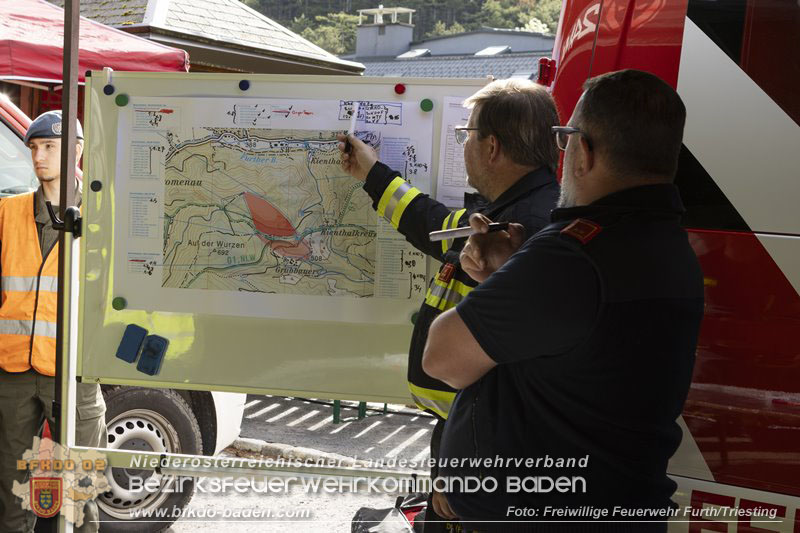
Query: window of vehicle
[{"left": 0, "top": 117, "right": 36, "bottom": 196}]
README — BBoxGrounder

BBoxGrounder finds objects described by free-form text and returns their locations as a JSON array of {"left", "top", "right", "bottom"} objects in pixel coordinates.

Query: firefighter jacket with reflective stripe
[
  {"left": 362, "top": 162, "right": 559, "bottom": 419},
  {"left": 0, "top": 192, "right": 59, "bottom": 375}
]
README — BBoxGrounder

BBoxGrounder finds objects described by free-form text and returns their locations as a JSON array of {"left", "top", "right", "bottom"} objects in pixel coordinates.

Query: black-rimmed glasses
[
  {"left": 454, "top": 126, "right": 479, "bottom": 145},
  {"left": 552, "top": 126, "right": 592, "bottom": 151}
]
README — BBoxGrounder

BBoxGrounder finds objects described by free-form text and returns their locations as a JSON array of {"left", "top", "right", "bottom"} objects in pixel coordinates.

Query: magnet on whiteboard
[
  {"left": 137, "top": 335, "right": 169, "bottom": 376},
  {"left": 116, "top": 324, "right": 147, "bottom": 363},
  {"left": 115, "top": 94, "right": 129, "bottom": 107},
  {"left": 420, "top": 99, "right": 433, "bottom": 112},
  {"left": 103, "top": 85, "right": 115, "bottom": 95},
  {"left": 394, "top": 83, "right": 406, "bottom": 95},
  {"left": 239, "top": 80, "right": 250, "bottom": 91},
  {"left": 112, "top": 297, "right": 127, "bottom": 310}
]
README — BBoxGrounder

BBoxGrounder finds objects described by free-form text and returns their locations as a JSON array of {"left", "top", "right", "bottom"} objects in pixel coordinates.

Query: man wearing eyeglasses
[
  {"left": 337, "top": 79, "right": 560, "bottom": 531},
  {"left": 422, "top": 69, "right": 704, "bottom": 532}
]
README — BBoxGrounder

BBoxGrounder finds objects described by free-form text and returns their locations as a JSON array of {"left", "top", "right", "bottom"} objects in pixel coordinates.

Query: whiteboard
[{"left": 78, "top": 72, "right": 487, "bottom": 402}]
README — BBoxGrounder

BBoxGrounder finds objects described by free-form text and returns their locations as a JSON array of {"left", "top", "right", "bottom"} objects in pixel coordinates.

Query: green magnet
[
  {"left": 420, "top": 99, "right": 434, "bottom": 112},
  {"left": 115, "top": 94, "right": 129, "bottom": 107},
  {"left": 112, "top": 297, "right": 127, "bottom": 310},
  {"left": 410, "top": 311, "right": 419, "bottom": 324}
]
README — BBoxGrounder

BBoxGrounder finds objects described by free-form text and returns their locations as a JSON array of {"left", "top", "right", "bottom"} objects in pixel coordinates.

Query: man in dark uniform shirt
[
  {"left": 337, "top": 79, "right": 560, "bottom": 530},
  {"left": 423, "top": 70, "right": 704, "bottom": 532}
]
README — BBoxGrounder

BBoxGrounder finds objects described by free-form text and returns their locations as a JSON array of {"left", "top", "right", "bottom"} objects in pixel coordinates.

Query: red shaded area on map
[
  {"left": 244, "top": 192, "right": 310, "bottom": 258},
  {"left": 244, "top": 192, "right": 295, "bottom": 236},
  {"left": 265, "top": 238, "right": 311, "bottom": 258}
]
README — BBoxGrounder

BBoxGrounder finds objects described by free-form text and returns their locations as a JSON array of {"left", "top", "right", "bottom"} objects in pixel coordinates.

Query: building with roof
[
  {"left": 351, "top": 6, "right": 554, "bottom": 80},
  {"left": 49, "top": 0, "right": 363, "bottom": 75},
  {"left": 1, "top": 0, "right": 188, "bottom": 120},
  {"left": 354, "top": 6, "right": 555, "bottom": 79}
]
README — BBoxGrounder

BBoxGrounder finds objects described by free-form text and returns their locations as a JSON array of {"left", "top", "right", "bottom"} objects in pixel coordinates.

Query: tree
[
  {"left": 297, "top": 12, "right": 359, "bottom": 55},
  {"left": 518, "top": 0, "right": 561, "bottom": 33},
  {"left": 425, "top": 20, "right": 466, "bottom": 38},
  {"left": 521, "top": 17, "right": 549, "bottom": 34},
  {"left": 244, "top": 1, "right": 562, "bottom": 43},
  {"left": 290, "top": 13, "right": 313, "bottom": 34},
  {"left": 476, "top": 0, "right": 520, "bottom": 29}
]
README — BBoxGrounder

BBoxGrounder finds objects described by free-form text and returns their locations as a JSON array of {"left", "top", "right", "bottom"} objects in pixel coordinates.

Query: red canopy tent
[
  {"left": 0, "top": 0, "right": 188, "bottom": 84},
  {"left": 0, "top": 0, "right": 188, "bottom": 117}
]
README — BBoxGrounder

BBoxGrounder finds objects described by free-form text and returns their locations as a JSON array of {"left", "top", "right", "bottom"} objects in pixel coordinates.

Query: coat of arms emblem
[{"left": 30, "top": 477, "right": 62, "bottom": 518}]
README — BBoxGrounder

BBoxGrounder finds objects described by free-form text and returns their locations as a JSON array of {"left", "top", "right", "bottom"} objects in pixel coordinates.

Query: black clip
[{"left": 45, "top": 201, "right": 82, "bottom": 238}]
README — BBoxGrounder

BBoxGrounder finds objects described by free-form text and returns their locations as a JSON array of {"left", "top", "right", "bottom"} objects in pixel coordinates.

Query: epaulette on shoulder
[{"left": 560, "top": 218, "right": 602, "bottom": 244}]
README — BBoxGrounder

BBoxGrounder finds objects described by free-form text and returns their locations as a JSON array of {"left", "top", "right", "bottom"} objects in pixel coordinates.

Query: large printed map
[
  {"left": 162, "top": 128, "right": 377, "bottom": 297},
  {"left": 116, "top": 95, "right": 431, "bottom": 323}
]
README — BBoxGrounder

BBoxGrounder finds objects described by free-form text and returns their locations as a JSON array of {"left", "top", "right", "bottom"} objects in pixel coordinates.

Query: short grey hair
[{"left": 464, "top": 79, "right": 560, "bottom": 172}]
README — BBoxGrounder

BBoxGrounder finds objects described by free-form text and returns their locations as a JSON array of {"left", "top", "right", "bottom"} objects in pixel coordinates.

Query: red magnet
[{"left": 394, "top": 83, "right": 406, "bottom": 95}]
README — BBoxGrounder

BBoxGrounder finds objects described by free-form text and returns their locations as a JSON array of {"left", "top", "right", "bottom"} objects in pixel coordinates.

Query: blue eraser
[
  {"left": 136, "top": 335, "right": 169, "bottom": 376},
  {"left": 116, "top": 324, "right": 147, "bottom": 363}
]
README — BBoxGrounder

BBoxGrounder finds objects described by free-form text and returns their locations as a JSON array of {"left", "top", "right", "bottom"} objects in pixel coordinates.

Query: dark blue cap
[{"left": 24, "top": 110, "right": 84, "bottom": 145}]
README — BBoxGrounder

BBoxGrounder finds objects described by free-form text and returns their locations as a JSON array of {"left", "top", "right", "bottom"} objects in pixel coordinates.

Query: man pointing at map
[{"left": 337, "top": 79, "right": 560, "bottom": 530}]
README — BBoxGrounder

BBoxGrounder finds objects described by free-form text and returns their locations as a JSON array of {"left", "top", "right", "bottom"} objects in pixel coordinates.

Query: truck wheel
[{"left": 97, "top": 387, "right": 202, "bottom": 532}]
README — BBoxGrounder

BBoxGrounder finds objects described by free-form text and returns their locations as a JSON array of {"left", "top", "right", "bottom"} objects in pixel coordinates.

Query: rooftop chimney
[{"left": 356, "top": 5, "right": 415, "bottom": 58}]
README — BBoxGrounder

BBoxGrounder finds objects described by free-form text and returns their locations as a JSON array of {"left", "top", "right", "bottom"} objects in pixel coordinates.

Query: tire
[{"left": 98, "top": 387, "right": 203, "bottom": 532}]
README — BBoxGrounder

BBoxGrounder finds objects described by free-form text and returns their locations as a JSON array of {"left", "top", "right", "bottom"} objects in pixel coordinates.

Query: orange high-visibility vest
[{"left": 0, "top": 192, "right": 58, "bottom": 375}]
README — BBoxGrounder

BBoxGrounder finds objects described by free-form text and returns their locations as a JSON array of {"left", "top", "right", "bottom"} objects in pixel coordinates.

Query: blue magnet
[
  {"left": 103, "top": 84, "right": 115, "bottom": 95},
  {"left": 136, "top": 335, "right": 169, "bottom": 376},
  {"left": 116, "top": 324, "right": 147, "bottom": 363},
  {"left": 239, "top": 80, "right": 250, "bottom": 91}
]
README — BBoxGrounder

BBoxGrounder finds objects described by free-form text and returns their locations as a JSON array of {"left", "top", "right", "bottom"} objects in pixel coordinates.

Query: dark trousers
[
  {"left": 424, "top": 416, "right": 667, "bottom": 533},
  {"left": 0, "top": 370, "right": 107, "bottom": 533},
  {"left": 421, "top": 417, "right": 464, "bottom": 533}
]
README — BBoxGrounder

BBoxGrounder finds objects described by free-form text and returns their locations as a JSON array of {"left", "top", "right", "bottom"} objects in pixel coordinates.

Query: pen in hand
[
  {"left": 344, "top": 101, "right": 360, "bottom": 153},
  {"left": 429, "top": 221, "right": 510, "bottom": 242}
]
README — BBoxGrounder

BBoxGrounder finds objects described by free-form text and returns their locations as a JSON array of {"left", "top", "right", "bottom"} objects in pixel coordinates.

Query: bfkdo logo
[
  {"left": 30, "top": 477, "right": 62, "bottom": 518},
  {"left": 14, "top": 437, "right": 109, "bottom": 527}
]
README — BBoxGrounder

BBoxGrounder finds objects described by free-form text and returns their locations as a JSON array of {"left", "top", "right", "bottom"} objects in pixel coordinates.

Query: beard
[{"left": 557, "top": 174, "right": 577, "bottom": 208}]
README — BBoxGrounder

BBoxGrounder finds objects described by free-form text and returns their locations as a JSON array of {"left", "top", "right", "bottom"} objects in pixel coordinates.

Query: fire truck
[{"left": 547, "top": 0, "right": 800, "bottom": 530}]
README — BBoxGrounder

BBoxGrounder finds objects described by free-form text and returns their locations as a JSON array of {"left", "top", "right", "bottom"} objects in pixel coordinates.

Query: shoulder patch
[{"left": 560, "top": 218, "right": 602, "bottom": 244}]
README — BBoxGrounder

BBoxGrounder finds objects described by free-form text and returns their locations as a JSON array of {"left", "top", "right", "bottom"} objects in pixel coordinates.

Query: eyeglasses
[
  {"left": 552, "top": 126, "right": 592, "bottom": 151},
  {"left": 454, "top": 126, "right": 479, "bottom": 145}
]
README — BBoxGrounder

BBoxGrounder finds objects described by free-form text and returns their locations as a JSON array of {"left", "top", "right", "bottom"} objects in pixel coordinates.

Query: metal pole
[
  {"left": 53, "top": 1, "right": 80, "bottom": 532},
  {"left": 54, "top": 0, "right": 80, "bottom": 445}
]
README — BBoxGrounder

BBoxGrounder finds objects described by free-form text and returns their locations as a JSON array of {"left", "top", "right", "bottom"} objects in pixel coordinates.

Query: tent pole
[{"left": 53, "top": 0, "right": 80, "bottom": 532}]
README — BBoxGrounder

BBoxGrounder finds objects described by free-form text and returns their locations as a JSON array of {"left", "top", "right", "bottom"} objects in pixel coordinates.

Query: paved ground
[
  {"left": 166, "top": 483, "right": 404, "bottom": 532},
  {"left": 165, "top": 394, "right": 434, "bottom": 532},
  {"left": 239, "top": 394, "right": 434, "bottom": 466}
]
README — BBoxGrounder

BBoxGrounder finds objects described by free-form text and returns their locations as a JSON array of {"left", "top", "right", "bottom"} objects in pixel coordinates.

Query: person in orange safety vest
[{"left": 0, "top": 110, "right": 107, "bottom": 533}]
